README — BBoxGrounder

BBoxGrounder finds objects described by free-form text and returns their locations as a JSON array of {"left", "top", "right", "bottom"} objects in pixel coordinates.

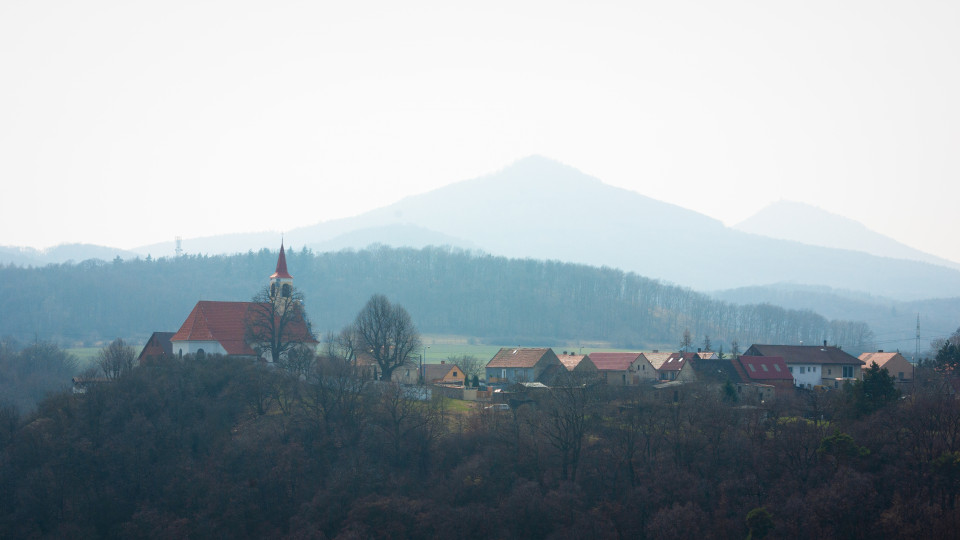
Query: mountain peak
[{"left": 735, "top": 200, "right": 960, "bottom": 270}]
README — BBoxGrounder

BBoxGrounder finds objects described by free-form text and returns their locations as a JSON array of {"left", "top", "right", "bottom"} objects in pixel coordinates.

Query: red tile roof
[
  {"left": 270, "top": 243, "right": 293, "bottom": 280},
  {"left": 737, "top": 356, "right": 792, "bottom": 381},
  {"left": 170, "top": 300, "right": 315, "bottom": 356},
  {"left": 589, "top": 352, "right": 642, "bottom": 372},
  {"left": 487, "top": 348, "right": 555, "bottom": 368}
]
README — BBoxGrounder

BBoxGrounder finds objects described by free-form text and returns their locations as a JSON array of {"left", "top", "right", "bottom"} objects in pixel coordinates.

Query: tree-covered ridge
[
  {"left": 0, "top": 246, "right": 874, "bottom": 352},
  {"left": 1, "top": 352, "right": 958, "bottom": 538}
]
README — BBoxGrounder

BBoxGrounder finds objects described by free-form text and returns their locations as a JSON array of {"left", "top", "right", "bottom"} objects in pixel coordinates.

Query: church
[{"left": 168, "top": 243, "right": 317, "bottom": 360}]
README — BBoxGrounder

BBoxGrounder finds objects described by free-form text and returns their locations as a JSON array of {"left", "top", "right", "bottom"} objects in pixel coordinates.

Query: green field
[{"left": 66, "top": 336, "right": 637, "bottom": 368}]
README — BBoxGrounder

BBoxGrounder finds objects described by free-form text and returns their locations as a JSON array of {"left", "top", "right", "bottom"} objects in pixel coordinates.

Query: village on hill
[{"left": 119, "top": 243, "right": 916, "bottom": 409}]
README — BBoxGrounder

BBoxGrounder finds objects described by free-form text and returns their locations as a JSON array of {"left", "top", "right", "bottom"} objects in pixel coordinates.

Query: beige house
[
  {"left": 485, "top": 348, "right": 563, "bottom": 386},
  {"left": 859, "top": 351, "right": 913, "bottom": 383},
  {"left": 557, "top": 353, "right": 598, "bottom": 373},
  {"left": 391, "top": 360, "right": 466, "bottom": 385},
  {"left": 588, "top": 352, "right": 656, "bottom": 385}
]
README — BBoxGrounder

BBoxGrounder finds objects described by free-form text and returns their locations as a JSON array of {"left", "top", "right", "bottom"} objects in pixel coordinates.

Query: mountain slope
[
  {"left": 733, "top": 200, "right": 960, "bottom": 270},
  {"left": 129, "top": 156, "right": 960, "bottom": 301}
]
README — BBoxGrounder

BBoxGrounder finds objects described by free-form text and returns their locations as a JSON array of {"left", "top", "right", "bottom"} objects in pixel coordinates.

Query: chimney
[
  {"left": 652, "top": 349, "right": 659, "bottom": 353},
  {"left": 441, "top": 360, "right": 445, "bottom": 364},
  {"left": 697, "top": 348, "right": 702, "bottom": 353}
]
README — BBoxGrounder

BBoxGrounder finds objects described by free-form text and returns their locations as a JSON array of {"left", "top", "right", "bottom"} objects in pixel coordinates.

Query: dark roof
[
  {"left": 589, "top": 352, "right": 642, "bottom": 371},
  {"left": 746, "top": 344, "right": 864, "bottom": 366},
  {"left": 687, "top": 358, "right": 743, "bottom": 384},
  {"left": 737, "top": 356, "right": 792, "bottom": 381},
  {"left": 423, "top": 363, "right": 457, "bottom": 381},
  {"left": 137, "top": 331, "right": 175, "bottom": 361},
  {"left": 487, "top": 348, "right": 556, "bottom": 369},
  {"left": 659, "top": 352, "right": 692, "bottom": 371},
  {"left": 270, "top": 243, "right": 293, "bottom": 280}
]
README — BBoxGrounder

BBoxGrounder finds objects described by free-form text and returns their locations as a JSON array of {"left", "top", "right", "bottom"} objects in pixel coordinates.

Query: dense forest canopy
[
  {"left": 0, "top": 246, "right": 875, "bottom": 352},
  {"left": 2, "top": 351, "right": 959, "bottom": 538}
]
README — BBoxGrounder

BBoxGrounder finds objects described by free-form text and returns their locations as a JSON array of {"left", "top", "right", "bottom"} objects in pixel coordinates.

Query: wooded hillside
[{"left": 0, "top": 246, "right": 874, "bottom": 352}]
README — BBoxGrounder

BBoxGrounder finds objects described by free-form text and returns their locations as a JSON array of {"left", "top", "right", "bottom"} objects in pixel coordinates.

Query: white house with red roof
[{"left": 170, "top": 244, "right": 316, "bottom": 360}]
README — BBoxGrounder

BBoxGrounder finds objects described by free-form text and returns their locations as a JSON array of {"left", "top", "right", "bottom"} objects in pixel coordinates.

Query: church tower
[{"left": 270, "top": 242, "right": 294, "bottom": 314}]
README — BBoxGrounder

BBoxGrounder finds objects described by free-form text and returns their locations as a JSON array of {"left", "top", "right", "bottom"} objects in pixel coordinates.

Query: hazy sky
[{"left": 2, "top": 1, "right": 958, "bottom": 262}]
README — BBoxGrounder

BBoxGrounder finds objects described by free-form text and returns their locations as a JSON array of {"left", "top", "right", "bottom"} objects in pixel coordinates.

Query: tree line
[{"left": 0, "top": 245, "right": 875, "bottom": 352}]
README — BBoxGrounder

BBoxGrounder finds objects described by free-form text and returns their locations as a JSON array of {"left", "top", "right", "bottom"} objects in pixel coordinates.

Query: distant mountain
[
  {"left": 734, "top": 200, "right": 960, "bottom": 270},
  {"left": 0, "top": 244, "right": 140, "bottom": 266},
  {"left": 126, "top": 156, "right": 960, "bottom": 301}
]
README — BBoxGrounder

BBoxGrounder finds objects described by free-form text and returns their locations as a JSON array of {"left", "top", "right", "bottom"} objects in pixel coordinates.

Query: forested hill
[{"left": 0, "top": 246, "right": 874, "bottom": 352}]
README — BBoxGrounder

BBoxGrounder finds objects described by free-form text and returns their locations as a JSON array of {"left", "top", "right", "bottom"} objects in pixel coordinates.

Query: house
[
  {"left": 391, "top": 360, "right": 465, "bottom": 386},
  {"left": 588, "top": 352, "right": 655, "bottom": 385},
  {"left": 170, "top": 244, "right": 317, "bottom": 361},
  {"left": 556, "top": 353, "right": 598, "bottom": 373},
  {"left": 645, "top": 351, "right": 674, "bottom": 370},
  {"left": 485, "top": 347, "right": 562, "bottom": 386},
  {"left": 858, "top": 351, "right": 913, "bottom": 383},
  {"left": 657, "top": 352, "right": 695, "bottom": 381},
  {"left": 685, "top": 356, "right": 787, "bottom": 402},
  {"left": 745, "top": 342, "right": 865, "bottom": 389},
  {"left": 735, "top": 356, "right": 794, "bottom": 398},
  {"left": 137, "top": 331, "right": 175, "bottom": 366}
]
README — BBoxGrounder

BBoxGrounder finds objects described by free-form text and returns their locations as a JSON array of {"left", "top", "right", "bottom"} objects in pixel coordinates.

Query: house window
[
  {"left": 453, "top": 371, "right": 458, "bottom": 378},
  {"left": 828, "top": 368, "right": 832, "bottom": 375},
  {"left": 773, "top": 364, "right": 781, "bottom": 372},
  {"left": 501, "top": 368, "right": 506, "bottom": 379},
  {"left": 799, "top": 367, "right": 805, "bottom": 374},
  {"left": 898, "top": 372, "right": 904, "bottom": 380},
  {"left": 622, "top": 374, "right": 626, "bottom": 383},
  {"left": 789, "top": 366, "right": 793, "bottom": 373},
  {"left": 842, "top": 366, "right": 854, "bottom": 378},
  {"left": 761, "top": 364, "right": 768, "bottom": 372}
]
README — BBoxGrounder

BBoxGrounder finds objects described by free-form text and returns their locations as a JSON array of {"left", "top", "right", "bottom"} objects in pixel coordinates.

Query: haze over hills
[
  {"left": 734, "top": 200, "right": 960, "bottom": 271},
  {"left": 5, "top": 157, "right": 960, "bottom": 303}
]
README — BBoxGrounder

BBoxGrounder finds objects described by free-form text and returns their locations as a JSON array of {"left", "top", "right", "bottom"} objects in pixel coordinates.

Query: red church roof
[
  {"left": 270, "top": 243, "right": 293, "bottom": 280},
  {"left": 170, "top": 300, "right": 317, "bottom": 356},
  {"left": 171, "top": 301, "right": 259, "bottom": 355}
]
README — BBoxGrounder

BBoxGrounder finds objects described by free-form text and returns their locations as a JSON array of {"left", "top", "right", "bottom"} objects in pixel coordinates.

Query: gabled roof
[
  {"left": 747, "top": 344, "right": 864, "bottom": 366},
  {"left": 686, "top": 358, "right": 743, "bottom": 384},
  {"left": 858, "top": 352, "right": 907, "bottom": 370},
  {"left": 589, "top": 352, "right": 643, "bottom": 371},
  {"left": 137, "top": 331, "right": 175, "bottom": 361},
  {"left": 645, "top": 352, "right": 675, "bottom": 369},
  {"left": 270, "top": 243, "right": 293, "bottom": 280},
  {"left": 487, "top": 347, "right": 556, "bottom": 368},
  {"left": 737, "top": 356, "right": 792, "bottom": 381},
  {"left": 557, "top": 354, "right": 595, "bottom": 371},
  {"left": 660, "top": 352, "right": 693, "bottom": 371},
  {"left": 697, "top": 351, "right": 718, "bottom": 359},
  {"left": 424, "top": 363, "right": 458, "bottom": 381}
]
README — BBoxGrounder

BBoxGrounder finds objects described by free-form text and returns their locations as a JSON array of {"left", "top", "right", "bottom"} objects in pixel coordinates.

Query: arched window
[
  {"left": 196, "top": 348, "right": 205, "bottom": 359},
  {"left": 281, "top": 283, "right": 292, "bottom": 298}
]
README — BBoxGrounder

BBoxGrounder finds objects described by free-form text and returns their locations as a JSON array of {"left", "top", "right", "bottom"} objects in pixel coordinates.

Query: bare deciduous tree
[
  {"left": 245, "top": 285, "right": 315, "bottom": 364},
  {"left": 448, "top": 354, "right": 483, "bottom": 380},
  {"left": 350, "top": 294, "right": 421, "bottom": 381},
  {"left": 96, "top": 338, "right": 136, "bottom": 380}
]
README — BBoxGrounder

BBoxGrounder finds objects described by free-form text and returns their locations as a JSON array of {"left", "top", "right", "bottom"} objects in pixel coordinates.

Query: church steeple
[{"left": 269, "top": 243, "right": 294, "bottom": 308}]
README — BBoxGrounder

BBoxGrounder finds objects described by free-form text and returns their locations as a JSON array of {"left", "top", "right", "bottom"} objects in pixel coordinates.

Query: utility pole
[{"left": 915, "top": 313, "right": 920, "bottom": 362}]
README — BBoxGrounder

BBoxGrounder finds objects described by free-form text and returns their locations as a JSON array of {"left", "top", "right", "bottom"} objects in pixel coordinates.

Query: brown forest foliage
[{"left": 1, "top": 356, "right": 959, "bottom": 539}]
